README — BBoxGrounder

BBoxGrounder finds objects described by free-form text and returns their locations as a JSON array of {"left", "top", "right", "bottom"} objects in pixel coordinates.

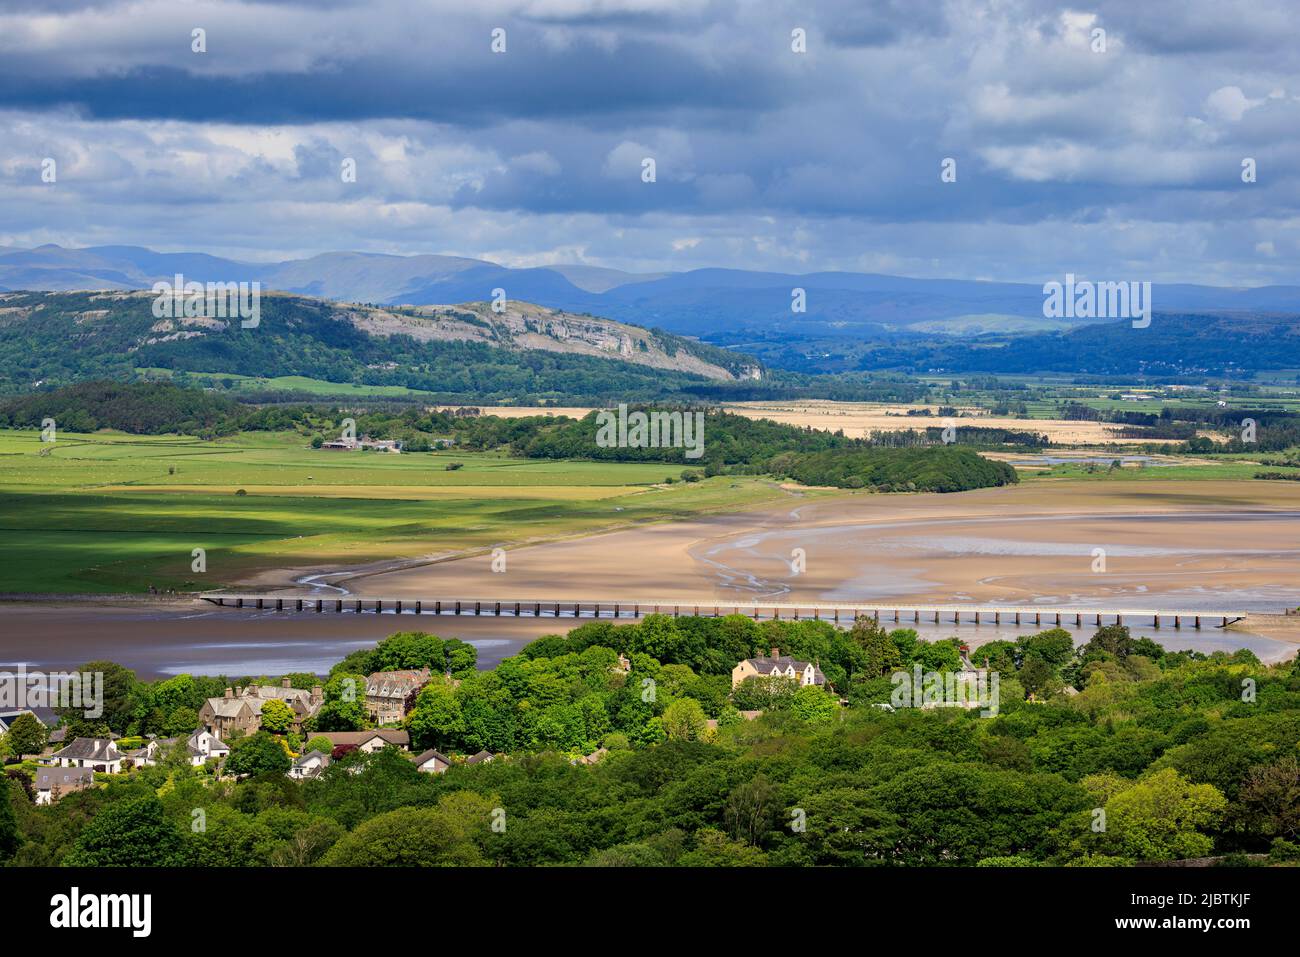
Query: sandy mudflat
[
  {"left": 6, "top": 480, "right": 1298, "bottom": 676},
  {"left": 308, "top": 481, "right": 1300, "bottom": 618},
  {"left": 1228, "top": 614, "right": 1300, "bottom": 647}
]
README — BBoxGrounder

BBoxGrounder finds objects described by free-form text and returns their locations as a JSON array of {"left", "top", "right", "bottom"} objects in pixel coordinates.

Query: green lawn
[{"left": 0, "top": 428, "right": 795, "bottom": 593}]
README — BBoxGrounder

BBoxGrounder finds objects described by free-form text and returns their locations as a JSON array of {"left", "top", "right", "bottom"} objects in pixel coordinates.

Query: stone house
[
  {"left": 364, "top": 669, "right": 430, "bottom": 725},
  {"left": 199, "top": 679, "right": 323, "bottom": 739}
]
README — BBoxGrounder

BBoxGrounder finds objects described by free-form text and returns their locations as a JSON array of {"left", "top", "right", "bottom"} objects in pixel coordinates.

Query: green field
[
  {"left": 1021, "top": 458, "right": 1293, "bottom": 482},
  {"left": 908, "top": 373, "right": 1300, "bottom": 420},
  {"left": 138, "top": 368, "right": 443, "bottom": 399},
  {"left": 0, "top": 429, "right": 798, "bottom": 594}
]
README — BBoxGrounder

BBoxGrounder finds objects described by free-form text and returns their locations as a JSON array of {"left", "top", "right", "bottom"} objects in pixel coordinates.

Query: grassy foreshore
[{"left": 0, "top": 428, "right": 802, "bottom": 593}]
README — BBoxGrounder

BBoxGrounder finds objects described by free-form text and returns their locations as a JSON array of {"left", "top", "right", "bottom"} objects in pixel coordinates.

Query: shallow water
[
  {"left": 692, "top": 509, "right": 1300, "bottom": 614},
  {"left": 0, "top": 604, "right": 559, "bottom": 680},
  {"left": 0, "top": 600, "right": 1292, "bottom": 681},
  {"left": 4, "top": 496, "right": 1296, "bottom": 677}
]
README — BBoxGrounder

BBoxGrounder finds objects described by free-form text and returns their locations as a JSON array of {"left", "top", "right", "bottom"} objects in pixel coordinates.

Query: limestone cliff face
[{"left": 346, "top": 299, "right": 756, "bottom": 382}]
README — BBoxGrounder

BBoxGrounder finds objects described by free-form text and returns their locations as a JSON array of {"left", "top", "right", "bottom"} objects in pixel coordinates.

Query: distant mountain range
[{"left": 3, "top": 245, "right": 1296, "bottom": 344}]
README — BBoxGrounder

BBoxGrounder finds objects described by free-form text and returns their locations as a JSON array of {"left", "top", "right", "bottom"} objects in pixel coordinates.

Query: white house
[
  {"left": 289, "top": 750, "right": 330, "bottom": 780},
  {"left": 122, "top": 740, "right": 162, "bottom": 767},
  {"left": 186, "top": 727, "right": 231, "bottom": 766},
  {"left": 413, "top": 749, "right": 450, "bottom": 774},
  {"left": 310, "top": 730, "right": 409, "bottom": 753},
  {"left": 46, "top": 737, "right": 124, "bottom": 774}
]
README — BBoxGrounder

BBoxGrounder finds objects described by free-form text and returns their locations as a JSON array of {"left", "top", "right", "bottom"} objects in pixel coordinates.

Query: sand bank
[{"left": 304, "top": 481, "right": 1300, "bottom": 620}]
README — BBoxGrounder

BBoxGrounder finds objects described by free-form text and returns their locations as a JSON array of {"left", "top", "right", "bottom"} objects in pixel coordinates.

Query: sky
[{"left": 0, "top": 0, "right": 1298, "bottom": 285}]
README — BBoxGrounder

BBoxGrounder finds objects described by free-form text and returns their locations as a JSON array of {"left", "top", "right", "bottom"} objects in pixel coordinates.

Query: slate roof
[
  {"left": 312, "top": 729, "right": 409, "bottom": 748},
  {"left": 203, "top": 685, "right": 321, "bottom": 720},
  {"left": 50, "top": 737, "right": 122, "bottom": 763},
  {"left": 413, "top": 749, "right": 450, "bottom": 768},
  {"left": 36, "top": 767, "right": 95, "bottom": 790},
  {"left": 187, "top": 728, "right": 230, "bottom": 756},
  {"left": 365, "top": 670, "right": 430, "bottom": 698},
  {"left": 740, "top": 655, "right": 826, "bottom": 684},
  {"left": 202, "top": 696, "right": 259, "bottom": 719}
]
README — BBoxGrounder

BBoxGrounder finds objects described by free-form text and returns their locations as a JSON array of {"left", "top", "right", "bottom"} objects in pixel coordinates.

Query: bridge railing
[{"left": 198, "top": 594, "right": 1247, "bottom": 628}]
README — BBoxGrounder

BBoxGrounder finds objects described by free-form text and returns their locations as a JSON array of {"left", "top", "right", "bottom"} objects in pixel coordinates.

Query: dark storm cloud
[
  {"left": 0, "top": 0, "right": 1296, "bottom": 283},
  {"left": 0, "top": 38, "right": 786, "bottom": 125}
]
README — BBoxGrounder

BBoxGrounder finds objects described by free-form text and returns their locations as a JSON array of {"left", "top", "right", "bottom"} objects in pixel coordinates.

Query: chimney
[
  {"left": 311, "top": 685, "right": 323, "bottom": 705},
  {"left": 224, "top": 687, "right": 233, "bottom": 699},
  {"left": 770, "top": 646, "right": 780, "bottom": 659},
  {"left": 281, "top": 677, "right": 291, "bottom": 689}
]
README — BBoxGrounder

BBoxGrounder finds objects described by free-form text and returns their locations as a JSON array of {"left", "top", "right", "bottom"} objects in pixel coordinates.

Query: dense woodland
[
  {"left": 772, "top": 446, "right": 1018, "bottom": 492},
  {"left": 3, "top": 616, "right": 1297, "bottom": 868}
]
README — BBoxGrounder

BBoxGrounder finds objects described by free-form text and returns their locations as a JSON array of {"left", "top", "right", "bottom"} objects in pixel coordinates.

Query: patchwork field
[
  {"left": 461, "top": 401, "right": 1212, "bottom": 445},
  {"left": 720, "top": 400, "right": 1188, "bottom": 444},
  {"left": 0, "top": 429, "right": 796, "bottom": 594}
]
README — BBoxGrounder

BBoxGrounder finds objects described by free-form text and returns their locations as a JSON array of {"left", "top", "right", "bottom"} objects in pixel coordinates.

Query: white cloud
[{"left": 1205, "top": 86, "right": 1262, "bottom": 122}]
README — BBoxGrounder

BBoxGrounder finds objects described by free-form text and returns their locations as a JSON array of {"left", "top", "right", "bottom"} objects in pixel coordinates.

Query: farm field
[
  {"left": 0, "top": 428, "right": 797, "bottom": 594},
  {"left": 1015, "top": 459, "right": 1293, "bottom": 482},
  {"left": 464, "top": 399, "right": 1261, "bottom": 445},
  {"left": 462, "top": 401, "right": 1188, "bottom": 443},
  {"left": 137, "top": 368, "right": 443, "bottom": 399},
  {"left": 719, "top": 400, "right": 1187, "bottom": 444}
]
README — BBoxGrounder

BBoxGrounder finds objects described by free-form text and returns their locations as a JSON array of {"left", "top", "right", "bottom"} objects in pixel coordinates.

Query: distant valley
[{"left": 1, "top": 244, "right": 1298, "bottom": 386}]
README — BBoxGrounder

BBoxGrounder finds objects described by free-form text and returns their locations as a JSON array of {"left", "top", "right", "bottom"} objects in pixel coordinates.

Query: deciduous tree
[
  {"left": 63, "top": 796, "right": 184, "bottom": 867},
  {"left": 259, "top": 698, "right": 295, "bottom": 735},
  {"left": 5, "top": 712, "right": 47, "bottom": 757},
  {"left": 225, "top": 732, "right": 291, "bottom": 777}
]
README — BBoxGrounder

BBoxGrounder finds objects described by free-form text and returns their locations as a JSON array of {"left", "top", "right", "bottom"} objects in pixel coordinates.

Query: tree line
[
  {"left": 4, "top": 613, "right": 1298, "bottom": 868},
  {"left": 1, "top": 382, "right": 1023, "bottom": 491}
]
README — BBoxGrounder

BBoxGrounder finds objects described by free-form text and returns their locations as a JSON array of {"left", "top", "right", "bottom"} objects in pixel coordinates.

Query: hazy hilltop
[{"left": 0, "top": 290, "right": 761, "bottom": 401}]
